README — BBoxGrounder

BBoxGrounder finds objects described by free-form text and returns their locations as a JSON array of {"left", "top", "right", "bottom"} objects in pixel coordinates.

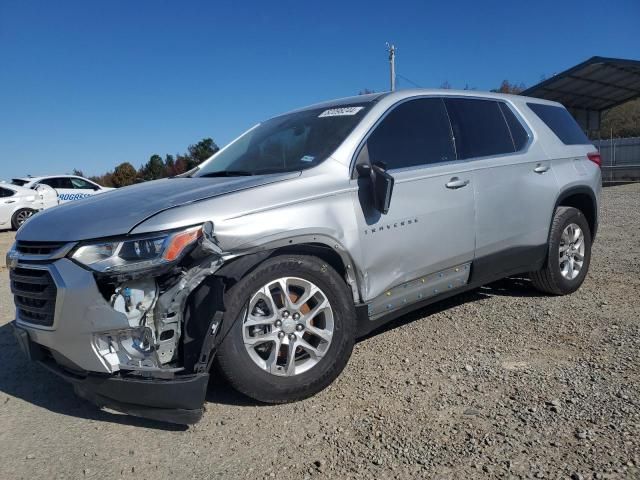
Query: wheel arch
[
  {"left": 181, "top": 235, "right": 363, "bottom": 373},
  {"left": 218, "top": 235, "right": 362, "bottom": 303},
  {"left": 552, "top": 186, "right": 598, "bottom": 241},
  {"left": 11, "top": 207, "right": 38, "bottom": 230}
]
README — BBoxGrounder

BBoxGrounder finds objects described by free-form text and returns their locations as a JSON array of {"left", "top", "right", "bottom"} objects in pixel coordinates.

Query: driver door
[{"left": 351, "top": 97, "right": 476, "bottom": 303}]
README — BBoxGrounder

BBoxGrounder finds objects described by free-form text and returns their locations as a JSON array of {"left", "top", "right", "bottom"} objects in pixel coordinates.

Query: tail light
[{"left": 587, "top": 151, "right": 602, "bottom": 167}]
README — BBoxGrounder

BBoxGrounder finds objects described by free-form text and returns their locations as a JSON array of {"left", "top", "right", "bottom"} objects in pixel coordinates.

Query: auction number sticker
[{"left": 318, "top": 106, "right": 364, "bottom": 117}]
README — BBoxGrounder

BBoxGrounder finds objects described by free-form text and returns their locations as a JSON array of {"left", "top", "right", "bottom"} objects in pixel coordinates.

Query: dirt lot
[{"left": 0, "top": 184, "right": 638, "bottom": 480}]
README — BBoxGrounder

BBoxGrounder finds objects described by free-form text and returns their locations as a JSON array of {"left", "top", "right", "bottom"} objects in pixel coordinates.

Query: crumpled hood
[{"left": 16, "top": 174, "right": 297, "bottom": 242}]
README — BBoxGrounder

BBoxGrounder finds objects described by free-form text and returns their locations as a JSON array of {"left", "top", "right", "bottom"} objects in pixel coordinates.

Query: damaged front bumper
[
  {"left": 13, "top": 322, "right": 208, "bottom": 424},
  {"left": 9, "top": 226, "right": 226, "bottom": 424}
]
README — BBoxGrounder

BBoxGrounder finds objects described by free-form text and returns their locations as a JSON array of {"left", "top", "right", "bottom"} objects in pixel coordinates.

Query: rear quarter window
[
  {"left": 498, "top": 103, "right": 529, "bottom": 151},
  {"left": 527, "top": 103, "right": 590, "bottom": 145},
  {"left": 0, "top": 187, "right": 15, "bottom": 197}
]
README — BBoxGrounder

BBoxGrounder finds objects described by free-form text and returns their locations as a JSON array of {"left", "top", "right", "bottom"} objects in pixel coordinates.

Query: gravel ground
[{"left": 0, "top": 184, "right": 638, "bottom": 480}]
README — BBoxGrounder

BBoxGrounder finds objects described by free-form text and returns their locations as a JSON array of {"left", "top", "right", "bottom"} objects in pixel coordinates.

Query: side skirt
[{"left": 356, "top": 244, "right": 547, "bottom": 338}]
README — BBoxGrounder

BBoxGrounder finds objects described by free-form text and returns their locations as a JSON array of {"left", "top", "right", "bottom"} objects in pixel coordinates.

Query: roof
[
  {"left": 12, "top": 175, "right": 83, "bottom": 181},
  {"left": 294, "top": 88, "right": 556, "bottom": 115},
  {"left": 382, "top": 88, "right": 552, "bottom": 104},
  {"left": 521, "top": 56, "right": 640, "bottom": 112},
  {"left": 0, "top": 183, "right": 35, "bottom": 194},
  {"left": 283, "top": 92, "right": 389, "bottom": 116}
]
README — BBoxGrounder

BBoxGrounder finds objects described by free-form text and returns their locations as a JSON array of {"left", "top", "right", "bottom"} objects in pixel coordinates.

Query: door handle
[
  {"left": 4, "top": 200, "right": 16, "bottom": 204},
  {"left": 445, "top": 177, "right": 469, "bottom": 189},
  {"left": 533, "top": 164, "right": 550, "bottom": 174}
]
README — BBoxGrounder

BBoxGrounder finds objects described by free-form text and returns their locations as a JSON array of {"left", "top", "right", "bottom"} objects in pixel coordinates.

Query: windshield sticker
[
  {"left": 300, "top": 155, "right": 315, "bottom": 163},
  {"left": 318, "top": 106, "right": 364, "bottom": 117}
]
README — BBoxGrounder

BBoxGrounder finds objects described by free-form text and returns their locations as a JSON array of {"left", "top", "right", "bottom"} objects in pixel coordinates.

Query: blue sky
[{"left": 1, "top": 0, "right": 639, "bottom": 179}]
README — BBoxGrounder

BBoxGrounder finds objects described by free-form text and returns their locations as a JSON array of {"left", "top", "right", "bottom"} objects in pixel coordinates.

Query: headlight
[{"left": 71, "top": 225, "right": 202, "bottom": 273}]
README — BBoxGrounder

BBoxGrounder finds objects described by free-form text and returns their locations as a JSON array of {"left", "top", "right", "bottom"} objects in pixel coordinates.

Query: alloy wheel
[
  {"left": 16, "top": 210, "right": 34, "bottom": 227},
  {"left": 559, "top": 223, "right": 585, "bottom": 280},
  {"left": 242, "top": 277, "right": 334, "bottom": 377}
]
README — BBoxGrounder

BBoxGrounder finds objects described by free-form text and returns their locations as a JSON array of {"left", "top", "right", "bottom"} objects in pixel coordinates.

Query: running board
[{"left": 367, "top": 263, "right": 471, "bottom": 320}]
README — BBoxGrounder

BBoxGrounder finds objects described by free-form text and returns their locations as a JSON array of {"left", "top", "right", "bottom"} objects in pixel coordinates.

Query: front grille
[
  {"left": 10, "top": 267, "right": 57, "bottom": 326},
  {"left": 15, "top": 241, "right": 67, "bottom": 256}
]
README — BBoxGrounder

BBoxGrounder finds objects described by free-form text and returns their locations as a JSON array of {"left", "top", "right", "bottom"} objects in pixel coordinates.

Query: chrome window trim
[{"left": 349, "top": 94, "right": 535, "bottom": 178}]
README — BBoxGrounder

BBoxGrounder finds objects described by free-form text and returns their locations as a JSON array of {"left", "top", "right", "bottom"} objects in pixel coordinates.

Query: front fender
[{"left": 219, "top": 233, "right": 363, "bottom": 304}]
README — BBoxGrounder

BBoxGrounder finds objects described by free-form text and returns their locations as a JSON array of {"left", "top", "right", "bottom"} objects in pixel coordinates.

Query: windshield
[{"left": 195, "top": 103, "right": 372, "bottom": 177}]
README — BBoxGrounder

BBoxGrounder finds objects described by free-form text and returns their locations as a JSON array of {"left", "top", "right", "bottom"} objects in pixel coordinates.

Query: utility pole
[{"left": 386, "top": 43, "right": 396, "bottom": 91}]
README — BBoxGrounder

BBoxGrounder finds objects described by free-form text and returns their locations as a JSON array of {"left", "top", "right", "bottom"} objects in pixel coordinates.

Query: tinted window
[
  {"left": 38, "top": 178, "right": 56, "bottom": 188},
  {"left": 444, "top": 98, "right": 515, "bottom": 159},
  {"left": 70, "top": 177, "right": 98, "bottom": 189},
  {"left": 40, "top": 177, "right": 74, "bottom": 189},
  {"left": 0, "top": 187, "right": 15, "bottom": 197},
  {"left": 11, "top": 179, "right": 29, "bottom": 186},
  {"left": 367, "top": 98, "right": 456, "bottom": 169},
  {"left": 527, "top": 103, "right": 589, "bottom": 145},
  {"left": 499, "top": 103, "right": 529, "bottom": 151}
]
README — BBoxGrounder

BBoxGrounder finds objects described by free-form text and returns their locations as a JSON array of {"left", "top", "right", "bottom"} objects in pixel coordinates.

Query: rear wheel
[
  {"left": 11, "top": 209, "right": 36, "bottom": 230},
  {"left": 530, "top": 206, "right": 592, "bottom": 295},
  {"left": 216, "top": 255, "right": 356, "bottom": 403}
]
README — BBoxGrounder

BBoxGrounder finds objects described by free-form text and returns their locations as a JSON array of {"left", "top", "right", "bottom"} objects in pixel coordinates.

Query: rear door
[
  {"left": 444, "top": 97, "right": 558, "bottom": 282},
  {"left": 352, "top": 97, "right": 476, "bottom": 304}
]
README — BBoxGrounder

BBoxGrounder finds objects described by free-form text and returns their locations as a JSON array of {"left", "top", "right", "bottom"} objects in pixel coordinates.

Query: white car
[
  {"left": 11, "top": 175, "right": 113, "bottom": 204},
  {"left": 0, "top": 183, "right": 58, "bottom": 230}
]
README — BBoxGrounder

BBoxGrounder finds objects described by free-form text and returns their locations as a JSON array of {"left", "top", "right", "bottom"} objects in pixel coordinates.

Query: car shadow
[
  {"left": 478, "top": 276, "right": 548, "bottom": 298},
  {"left": 357, "top": 275, "right": 546, "bottom": 341},
  {"left": 0, "top": 276, "right": 546, "bottom": 425},
  {"left": 204, "top": 371, "right": 271, "bottom": 407},
  {"left": 0, "top": 323, "right": 187, "bottom": 431}
]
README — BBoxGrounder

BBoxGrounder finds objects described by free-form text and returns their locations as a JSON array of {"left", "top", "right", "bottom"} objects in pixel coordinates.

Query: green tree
[
  {"left": 187, "top": 138, "right": 219, "bottom": 169},
  {"left": 142, "top": 154, "right": 166, "bottom": 180},
  {"left": 89, "top": 173, "right": 113, "bottom": 187},
  {"left": 492, "top": 80, "right": 526, "bottom": 94},
  {"left": 174, "top": 155, "right": 189, "bottom": 175},
  {"left": 599, "top": 98, "right": 640, "bottom": 138},
  {"left": 111, "top": 162, "right": 138, "bottom": 187},
  {"left": 72, "top": 168, "right": 85, "bottom": 177},
  {"left": 86, "top": 137, "right": 221, "bottom": 184}
]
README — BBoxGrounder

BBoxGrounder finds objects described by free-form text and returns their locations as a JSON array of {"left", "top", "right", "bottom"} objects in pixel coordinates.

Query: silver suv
[{"left": 7, "top": 90, "right": 601, "bottom": 424}]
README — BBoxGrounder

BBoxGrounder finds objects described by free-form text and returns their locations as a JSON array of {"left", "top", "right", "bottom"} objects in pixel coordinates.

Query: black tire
[
  {"left": 215, "top": 254, "right": 356, "bottom": 403},
  {"left": 530, "top": 206, "right": 592, "bottom": 295},
  {"left": 11, "top": 208, "right": 36, "bottom": 230}
]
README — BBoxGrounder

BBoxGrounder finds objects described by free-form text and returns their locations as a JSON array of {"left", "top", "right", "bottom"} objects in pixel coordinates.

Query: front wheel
[
  {"left": 215, "top": 254, "right": 356, "bottom": 403},
  {"left": 530, "top": 206, "right": 592, "bottom": 295}
]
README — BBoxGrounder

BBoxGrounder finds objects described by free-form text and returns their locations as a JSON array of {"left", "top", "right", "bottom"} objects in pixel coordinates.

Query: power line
[{"left": 396, "top": 73, "right": 423, "bottom": 88}]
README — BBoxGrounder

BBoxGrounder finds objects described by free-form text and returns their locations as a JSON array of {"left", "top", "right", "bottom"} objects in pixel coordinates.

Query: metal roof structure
[
  {"left": 521, "top": 57, "right": 640, "bottom": 133},
  {"left": 522, "top": 56, "right": 640, "bottom": 112}
]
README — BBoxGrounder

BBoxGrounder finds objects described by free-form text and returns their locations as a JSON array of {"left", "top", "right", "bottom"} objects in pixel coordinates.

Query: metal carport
[{"left": 521, "top": 56, "right": 640, "bottom": 134}]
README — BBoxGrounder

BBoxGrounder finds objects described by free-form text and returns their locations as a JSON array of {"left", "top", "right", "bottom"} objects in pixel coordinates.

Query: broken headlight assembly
[{"left": 70, "top": 225, "right": 203, "bottom": 274}]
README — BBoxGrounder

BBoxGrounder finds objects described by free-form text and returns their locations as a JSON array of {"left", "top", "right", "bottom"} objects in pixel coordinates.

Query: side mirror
[
  {"left": 371, "top": 162, "right": 394, "bottom": 214},
  {"left": 356, "top": 160, "right": 394, "bottom": 215}
]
